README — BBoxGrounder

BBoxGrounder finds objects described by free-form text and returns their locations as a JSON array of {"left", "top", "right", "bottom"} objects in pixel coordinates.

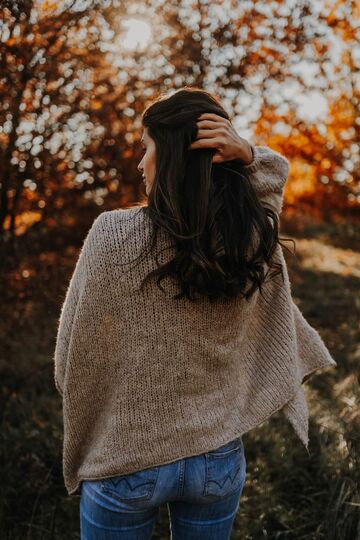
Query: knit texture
[{"left": 53, "top": 145, "right": 337, "bottom": 496}]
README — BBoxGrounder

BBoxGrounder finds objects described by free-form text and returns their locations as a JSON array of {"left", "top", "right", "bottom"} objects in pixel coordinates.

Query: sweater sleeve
[
  {"left": 240, "top": 145, "right": 290, "bottom": 215},
  {"left": 53, "top": 214, "right": 103, "bottom": 397}
]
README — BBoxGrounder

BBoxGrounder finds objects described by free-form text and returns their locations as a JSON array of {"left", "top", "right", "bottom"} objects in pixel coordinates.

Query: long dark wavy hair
[{"left": 127, "top": 86, "right": 295, "bottom": 304}]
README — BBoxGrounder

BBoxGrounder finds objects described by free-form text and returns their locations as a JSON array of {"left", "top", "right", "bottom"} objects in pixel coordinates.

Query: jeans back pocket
[
  {"left": 203, "top": 437, "right": 246, "bottom": 499},
  {"left": 100, "top": 466, "right": 160, "bottom": 502}
]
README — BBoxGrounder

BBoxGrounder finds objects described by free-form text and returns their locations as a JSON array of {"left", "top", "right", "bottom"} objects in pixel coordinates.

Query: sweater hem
[
  {"left": 63, "top": 331, "right": 336, "bottom": 497},
  {"left": 63, "top": 376, "right": 325, "bottom": 498}
]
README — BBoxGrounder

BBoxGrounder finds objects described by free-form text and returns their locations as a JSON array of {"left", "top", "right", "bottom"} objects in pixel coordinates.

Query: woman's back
[{"left": 54, "top": 148, "right": 336, "bottom": 498}]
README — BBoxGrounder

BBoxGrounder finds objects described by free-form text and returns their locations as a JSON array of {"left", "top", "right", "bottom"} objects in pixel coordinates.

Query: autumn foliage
[{"left": 0, "top": 0, "right": 359, "bottom": 249}]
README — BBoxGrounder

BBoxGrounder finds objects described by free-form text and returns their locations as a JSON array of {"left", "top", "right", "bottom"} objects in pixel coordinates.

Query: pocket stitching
[
  {"left": 203, "top": 446, "right": 244, "bottom": 498},
  {"left": 100, "top": 467, "right": 160, "bottom": 502}
]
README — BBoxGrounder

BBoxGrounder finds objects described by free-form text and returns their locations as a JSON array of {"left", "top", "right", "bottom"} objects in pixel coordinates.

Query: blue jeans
[{"left": 80, "top": 436, "right": 246, "bottom": 539}]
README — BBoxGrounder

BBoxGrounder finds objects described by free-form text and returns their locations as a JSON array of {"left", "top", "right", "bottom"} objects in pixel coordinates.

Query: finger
[
  {"left": 198, "top": 112, "right": 226, "bottom": 122},
  {"left": 196, "top": 128, "right": 220, "bottom": 139},
  {"left": 212, "top": 154, "right": 223, "bottom": 163},
  {"left": 196, "top": 120, "right": 221, "bottom": 129},
  {"left": 189, "top": 138, "right": 218, "bottom": 150}
]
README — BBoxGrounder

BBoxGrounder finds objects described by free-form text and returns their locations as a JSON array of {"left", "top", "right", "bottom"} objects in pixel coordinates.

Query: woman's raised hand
[{"left": 188, "top": 112, "right": 254, "bottom": 165}]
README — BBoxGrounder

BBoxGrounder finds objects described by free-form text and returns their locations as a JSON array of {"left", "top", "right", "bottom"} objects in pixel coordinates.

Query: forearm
[
  {"left": 53, "top": 213, "right": 104, "bottom": 397},
  {"left": 232, "top": 144, "right": 290, "bottom": 195},
  {"left": 226, "top": 144, "right": 290, "bottom": 215},
  {"left": 54, "top": 277, "right": 79, "bottom": 397}
]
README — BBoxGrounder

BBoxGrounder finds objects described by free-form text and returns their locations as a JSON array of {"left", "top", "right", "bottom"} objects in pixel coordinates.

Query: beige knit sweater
[{"left": 53, "top": 145, "right": 337, "bottom": 496}]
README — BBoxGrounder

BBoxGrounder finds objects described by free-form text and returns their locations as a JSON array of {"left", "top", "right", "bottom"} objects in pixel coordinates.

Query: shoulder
[
  {"left": 84, "top": 207, "right": 145, "bottom": 249},
  {"left": 80, "top": 207, "right": 144, "bottom": 267},
  {"left": 101, "top": 206, "right": 144, "bottom": 221},
  {"left": 92, "top": 206, "right": 144, "bottom": 228}
]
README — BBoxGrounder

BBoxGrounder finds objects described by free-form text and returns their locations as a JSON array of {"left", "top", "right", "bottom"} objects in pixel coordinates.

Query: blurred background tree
[{"left": 0, "top": 0, "right": 359, "bottom": 252}]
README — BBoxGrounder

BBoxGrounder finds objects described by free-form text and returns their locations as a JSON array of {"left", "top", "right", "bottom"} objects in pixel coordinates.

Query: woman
[{"left": 53, "top": 87, "right": 336, "bottom": 539}]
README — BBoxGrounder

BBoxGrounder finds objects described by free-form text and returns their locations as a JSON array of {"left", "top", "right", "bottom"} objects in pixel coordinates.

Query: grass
[{"left": 0, "top": 217, "right": 359, "bottom": 539}]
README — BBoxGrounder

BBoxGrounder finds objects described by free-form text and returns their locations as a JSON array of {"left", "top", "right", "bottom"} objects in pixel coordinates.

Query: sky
[{"left": 116, "top": 2, "right": 356, "bottom": 133}]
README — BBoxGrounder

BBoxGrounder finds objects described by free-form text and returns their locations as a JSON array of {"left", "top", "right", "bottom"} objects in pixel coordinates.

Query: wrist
[{"left": 234, "top": 141, "right": 254, "bottom": 166}]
